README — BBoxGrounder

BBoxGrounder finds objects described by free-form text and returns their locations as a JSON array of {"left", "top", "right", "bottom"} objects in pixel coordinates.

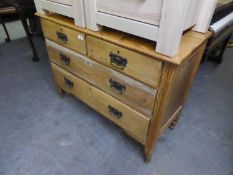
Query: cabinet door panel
[{"left": 96, "top": 0, "right": 163, "bottom": 25}]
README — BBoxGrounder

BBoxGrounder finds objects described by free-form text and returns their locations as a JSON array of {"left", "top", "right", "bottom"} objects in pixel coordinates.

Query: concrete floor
[{"left": 0, "top": 21, "right": 233, "bottom": 175}]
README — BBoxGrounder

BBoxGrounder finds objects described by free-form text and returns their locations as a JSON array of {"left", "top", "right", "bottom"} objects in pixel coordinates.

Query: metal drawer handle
[
  {"left": 109, "top": 52, "right": 128, "bottom": 70},
  {"left": 56, "top": 31, "right": 68, "bottom": 43},
  {"left": 60, "top": 53, "right": 70, "bottom": 65},
  {"left": 109, "top": 79, "right": 126, "bottom": 94},
  {"left": 64, "top": 77, "right": 74, "bottom": 89},
  {"left": 108, "top": 105, "right": 123, "bottom": 119}
]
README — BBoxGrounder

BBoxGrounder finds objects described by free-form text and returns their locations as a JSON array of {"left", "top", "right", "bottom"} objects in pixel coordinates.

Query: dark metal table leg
[
  {"left": 210, "top": 34, "right": 232, "bottom": 64},
  {"left": 217, "top": 34, "right": 232, "bottom": 63},
  {"left": 227, "top": 34, "right": 233, "bottom": 48},
  {"left": 19, "top": 13, "right": 39, "bottom": 62},
  {"left": 0, "top": 15, "right": 11, "bottom": 43}
]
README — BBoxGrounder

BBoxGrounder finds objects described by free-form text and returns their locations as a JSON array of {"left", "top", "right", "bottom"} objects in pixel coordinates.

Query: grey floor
[{"left": 0, "top": 21, "right": 233, "bottom": 175}]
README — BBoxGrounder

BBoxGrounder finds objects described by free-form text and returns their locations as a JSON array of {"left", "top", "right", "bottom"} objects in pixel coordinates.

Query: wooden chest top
[{"left": 36, "top": 13, "right": 212, "bottom": 65}]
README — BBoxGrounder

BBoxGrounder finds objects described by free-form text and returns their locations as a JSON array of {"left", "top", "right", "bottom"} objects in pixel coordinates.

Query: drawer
[
  {"left": 41, "top": 19, "right": 86, "bottom": 55},
  {"left": 51, "top": 63, "right": 150, "bottom": 144},
  {"left": 96, "top": 0, "right": 163, "bottom": 26},
  {"left": 46, "top": 40, "right": 157, "bottom": 117},
  {"left": 48, "top": 0, "right": 72, "bottom": 5},
  {"left": 87, "top": 36, "right": 162, "bottom": 88}
]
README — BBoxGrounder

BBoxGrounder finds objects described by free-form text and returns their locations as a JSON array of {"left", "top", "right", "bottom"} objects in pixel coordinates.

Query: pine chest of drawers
[{"left": 38, "top": 14, "right": 211, "bottom": 163}]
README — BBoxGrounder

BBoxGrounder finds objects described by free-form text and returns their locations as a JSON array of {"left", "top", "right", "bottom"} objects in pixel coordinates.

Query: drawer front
[
  {"left": 48, "top": 0, "right": 72, "bottom": 5},
  {"left": 96, "top": 0, "right": 163, "bottom": 26},
  {"left": 51, "top": 63, "right": 150, "bottom": 144},
  {"left": 87, "top": 36, "right": 162, "bottom": 88},
  {"left": 41, "top": 19, "right": 86, "bottom": 55},
  {"left": 46, "top": 40, "right": 157, "bottom": 117}
]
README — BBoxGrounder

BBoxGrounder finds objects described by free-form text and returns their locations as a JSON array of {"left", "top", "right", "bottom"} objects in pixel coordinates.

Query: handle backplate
[
  {"left": 108, "top": 105, "right": 123, "bottom": 119},
  {"left": 109, "top": 52, "right": 128, "bottom": 70},
  {"left": 60, "top": 53, "right": 70, "bottom": 65},
  {"left": 56, "top": 31, "right": 68, "bottom": 43},
  {"left": 109, "top": 79, "right": 126, "bottom": 94}
]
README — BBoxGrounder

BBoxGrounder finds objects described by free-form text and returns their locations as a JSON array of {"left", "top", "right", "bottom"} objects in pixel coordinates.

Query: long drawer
[
  {"left": 87, "top": 36, "right": 162, "bottom": 88},
  {"left": 46, "top": 40, "right": 157, "bottom": 117},
  {"left": 51, "top": 63, "right": 150, "bottom": 144},
  {"left": 41, "top": 19, "right": 86, "bottom": 55}
]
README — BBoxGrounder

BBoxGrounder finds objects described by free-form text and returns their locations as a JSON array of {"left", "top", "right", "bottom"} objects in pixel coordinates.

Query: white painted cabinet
[
  {"left": 84, "top": 0, "right": 218, "bottom": 57},
  {"left": 34, "top": 0, "right": 86, "bottom": 27},
  {"left": 35, "top": 0, "right": 217, "bottom": 57}
]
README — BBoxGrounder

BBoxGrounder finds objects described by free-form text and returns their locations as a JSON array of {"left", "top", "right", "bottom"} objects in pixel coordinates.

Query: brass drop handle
[
  {"left": 56, "top": 31, "right": 68, "bottom": 43},
  {"left": 64, "top": 77, "right": 74, "bottom": 89},
  {"left": 108, "top": 105, "right": 123, "bottom": 119},
  {"left": 109, "top": 79, "right": 126, "bottom": 94},
  {"left": 109, "top": 52, "right": 128, "bottom": 70},
  {"left": 60, "top": 53, "right": 70, "bottom": 65}
]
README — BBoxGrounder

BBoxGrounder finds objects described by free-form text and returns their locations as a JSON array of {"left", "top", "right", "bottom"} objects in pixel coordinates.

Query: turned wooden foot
[
  {"left": 144, "top": 148, "right": 152, "bottom": 164},
  {"left": 144, "top": 155, "right": 151, "bottom": 164}
]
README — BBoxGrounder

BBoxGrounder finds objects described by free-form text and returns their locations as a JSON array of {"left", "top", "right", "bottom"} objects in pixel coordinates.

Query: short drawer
[
  {"left": 41, "top": 19, "right": 86, "bottom": 55},
  {"left": 46, "top": 40, "right": 157, "bottom": 117},
  {"left": 87, "top": 36, "right": 162, "bottom": 88},
  {"left": 51, "top": 63, "right": 150, "bottom": 144}
]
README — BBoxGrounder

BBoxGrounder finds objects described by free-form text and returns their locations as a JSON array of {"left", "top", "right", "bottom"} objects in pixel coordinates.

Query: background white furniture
[
  {"left": 84, "top": 0, "right": 218, "bottom": 57},
  {"left": 34, "top": 0, "right": 85, "bottom": 27},
  {"left": 34, "top": 0, "right": 218, "bottom": 57}
]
